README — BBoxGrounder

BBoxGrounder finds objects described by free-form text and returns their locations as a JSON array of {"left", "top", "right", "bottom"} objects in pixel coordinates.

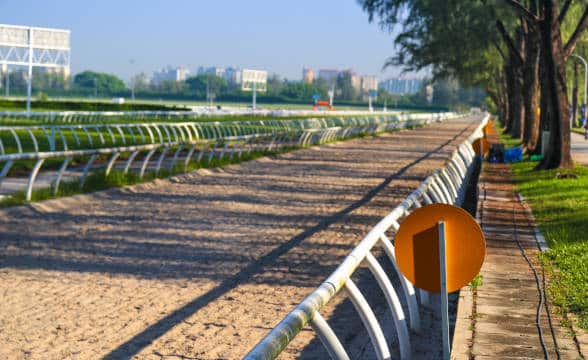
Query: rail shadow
[{"left": 0, "top": 121, "right": 476, "bottom": 359}]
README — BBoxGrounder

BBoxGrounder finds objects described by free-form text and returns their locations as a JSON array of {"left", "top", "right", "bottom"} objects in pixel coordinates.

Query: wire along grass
[{"left": 497, "top": 123, "right": 588, "bottom": 330}]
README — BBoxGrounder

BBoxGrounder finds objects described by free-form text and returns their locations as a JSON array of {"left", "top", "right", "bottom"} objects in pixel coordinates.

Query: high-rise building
[
  {"left": 302, "top": 68, "right": 314, "bottom": 83},
  {"left": 380, "top": 78, "right": 424, "bottom": 95},
  {"left": 151, "top": 66, "right": 190, "bottom": 87},
  {"left": 198, "top": 66, "right": 244, "bottom": 85},
  {"left": 318, "top": 69, "right": 339, "bottom": 84},
  {"left": 224, "top": 67, "right": 241, "bottom": 85},
  {"left": 360, "top": 75, "right": 378, "bottom": 94},
  {"left": 340, "top": 69, "right": 361, "bottom": 92},
  {"left": 198, "top": 66, "right": 226, "bottom": 78}
]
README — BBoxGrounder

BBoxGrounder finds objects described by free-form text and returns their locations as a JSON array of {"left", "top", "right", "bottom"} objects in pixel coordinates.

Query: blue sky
[{"left": 0, "top": 0, "right": 409, "bottom": 81}]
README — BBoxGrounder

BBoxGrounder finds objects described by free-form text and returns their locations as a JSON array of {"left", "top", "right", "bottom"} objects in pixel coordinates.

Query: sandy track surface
[{"left": 0, "top": 116, "right": 480, "bottom": 359}]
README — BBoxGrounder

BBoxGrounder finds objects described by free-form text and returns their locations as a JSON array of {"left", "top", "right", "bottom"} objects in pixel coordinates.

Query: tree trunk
[
  {"left": 522, "top": 28, "right": 540, "bottom": 150},
  {"left": 509, "top": 60, "right": 525, "bottom": 139},
  {"left": 504, "top": 64, "right": 514, "bottom": 132},
  {"left": 537, "top": 2, "right": 573, "bottom": 169},
  {"left": 572, "top": 61, "right": 578, "bottom": 128}
]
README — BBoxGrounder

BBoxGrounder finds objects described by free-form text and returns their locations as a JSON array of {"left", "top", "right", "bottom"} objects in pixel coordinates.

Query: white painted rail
[
  {"left": 244, "top": 114, "right": 490, "bottom": 360},
  {"left": 0, "top": 112, "right": 466, "bottom": 201},
  {"left": 0, "top": 113, "right": 459, "bottom": 154}
]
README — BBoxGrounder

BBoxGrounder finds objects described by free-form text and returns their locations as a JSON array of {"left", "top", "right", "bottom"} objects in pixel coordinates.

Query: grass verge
[{"left": 497, "top": 124, "right": 588, "bottom": 330}]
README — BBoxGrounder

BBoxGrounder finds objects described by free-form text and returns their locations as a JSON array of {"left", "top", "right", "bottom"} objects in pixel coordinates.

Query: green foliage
[
  {"left": 336, "top": 71, "right": 358, "bottom": 101},
  {"left": 185, "top": 74, "right": 228, "bottom": 98},
  {"left": 358, "top": 0, "right": 510, "bottom": 109},
  {"left": 469, "top": 273, "right": 484, "bottom": 291},
  {"left": 73, "top": 70, "right": 127, "bottom": 94},
  {"left": 0, "top": 99, "right": 184, "bottom": 112},
  {"left": 36, "top": 92, "right": 49, "bottom": 102},
  {"left": 281, "top": 81, "right": 327, "bottom": 101}
]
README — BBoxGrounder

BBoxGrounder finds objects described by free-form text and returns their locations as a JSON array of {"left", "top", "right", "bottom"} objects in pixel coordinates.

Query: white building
[
  {"left": 361, "top": 75, "right": 378, "bottom": 93},
  {"left": 151, "top": 66, "right": 190, "bottom": 87},
  {"left": 198, "top": 66, "right": 225, "bottom": 77},
  {"left": 199, "top": 66, "right": 244, "bottom": 85},
  {"left": 380, "top": 78, "right": 424, "bottom": 95}
]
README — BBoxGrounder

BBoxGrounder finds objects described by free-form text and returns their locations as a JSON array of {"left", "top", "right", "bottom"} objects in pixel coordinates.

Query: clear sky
[{"left": 0, "top": 0, "right": 410, "bottom": 81}]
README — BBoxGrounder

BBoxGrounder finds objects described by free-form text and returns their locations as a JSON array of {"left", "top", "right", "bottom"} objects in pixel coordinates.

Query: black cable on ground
[
  {"left": 512, "top": 203, "right": 553, "bottom": 360},
  {"left": 518, "top": 196, "right": 562, "bottom": 360}
]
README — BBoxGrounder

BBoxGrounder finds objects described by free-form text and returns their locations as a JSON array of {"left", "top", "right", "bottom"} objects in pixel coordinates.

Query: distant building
[
  {"left": 152, "top": 66, "right": 190, "bottom": 87},
  {"left": 199, "top": 66, "right": 244, "bottom": 85},
  {"left": 318, "top": 69, "right": 339, "bottom": 84},
  {"left": 360, "top": 75, "right": 378, "bottom": 94},
  {"left": 380, "top": 78, "right": 424, "bottom": 95},
  {"left": 198, "top": 66, "right": 225, "bottom": 78},
  {"left": 340, "top": 69, "right": 361, "bottom": 92},
  {"left": 224, "top": 67, "right": 242, "bottom": 85},
  {"left": 302, "top": 68, "right": 314, "bottom": 83}
]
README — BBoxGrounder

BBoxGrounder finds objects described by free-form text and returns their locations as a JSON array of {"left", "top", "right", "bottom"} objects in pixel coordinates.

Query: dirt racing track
[{"left": 0, "top": 116, "right": 481, "bottom": 359}]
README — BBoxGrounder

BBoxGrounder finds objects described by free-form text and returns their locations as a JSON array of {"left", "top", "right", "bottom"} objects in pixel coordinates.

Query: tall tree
[
  {"left": 502, "top": 0, "right": 588, "bottom": 168},
  {"left": 360, "top": 0, "right": 588, "bottom": 169}
]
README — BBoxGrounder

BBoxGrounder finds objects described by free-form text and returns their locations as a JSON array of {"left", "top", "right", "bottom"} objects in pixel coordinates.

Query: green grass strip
[{"left": 497, "top": 124, "right": 588, "bottom": 330}]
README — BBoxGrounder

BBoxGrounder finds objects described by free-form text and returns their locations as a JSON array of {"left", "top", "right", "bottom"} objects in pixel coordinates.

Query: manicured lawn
[{"left": 497, "top": 125, "right": 588, "bottom": 330}]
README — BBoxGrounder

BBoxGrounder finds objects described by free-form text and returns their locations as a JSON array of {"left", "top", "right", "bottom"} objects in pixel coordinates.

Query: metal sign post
[
  {"left": 240, "top": 69, "right": 266, "bottom": 112},
  {"left": 438, "top": 221, "right": 450, "bottom": 360},
  {"left": 395, "top": 203, "right": 487, "bottom": 360},
  {"left": 368, "top": 90, "right": 377, "bottom": 113},
  {"left": 252, "top": 81, "right": 257, "bottom": 111},
  {"left": 26, "top": 28, "right": 33, "bottom": 115},
  {"left": 328, "top": 85, "right": 335, "bottom": 107}
]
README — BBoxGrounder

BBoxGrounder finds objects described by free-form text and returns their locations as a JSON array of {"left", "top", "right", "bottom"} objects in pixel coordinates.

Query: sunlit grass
[{"left": 497, "top": 122, "right": 588, "bottom": 330}]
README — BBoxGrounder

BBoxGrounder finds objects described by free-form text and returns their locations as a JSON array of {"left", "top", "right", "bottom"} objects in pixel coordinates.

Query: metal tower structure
[{"left": 0, "top": 24, "right": 71, "bottom": 114}]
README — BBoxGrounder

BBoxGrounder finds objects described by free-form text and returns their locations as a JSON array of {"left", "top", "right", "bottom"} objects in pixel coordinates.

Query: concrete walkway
[
  {"left": 572, "top": 131, "right": 588, "bottom": 165},
  {"left": 452, "top": 129, "right": 585, "bottom": 359}
]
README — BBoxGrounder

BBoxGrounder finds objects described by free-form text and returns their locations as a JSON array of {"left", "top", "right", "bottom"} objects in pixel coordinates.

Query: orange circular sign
[
  {"left": 472, "top": 137, "right": 489, "bottom": 156},
  {"left": 483, "top": 121, "right": 495, "bottom": 136},
  {"left": 394, "top": 203, "right": 485, "bottom": 293}
]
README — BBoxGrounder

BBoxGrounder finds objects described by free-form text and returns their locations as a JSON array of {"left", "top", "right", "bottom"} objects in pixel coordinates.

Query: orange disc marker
[
  {"left": 483, "top": 122, "right": 495, "bottom": 136},
  {"left": 394, "top": 203, "right": 485, "bottom": 293},
  {"left": 472, "top": 137, "right": 489, "bottom": 156}
]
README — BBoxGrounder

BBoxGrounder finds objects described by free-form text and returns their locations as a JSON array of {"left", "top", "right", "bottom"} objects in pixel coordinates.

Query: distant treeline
[
  {"left": 0, "top": 99, "right": 187, "bottom": 112},
  {"left": 0, "top": 69, "right": 485, "bottom": 111}
]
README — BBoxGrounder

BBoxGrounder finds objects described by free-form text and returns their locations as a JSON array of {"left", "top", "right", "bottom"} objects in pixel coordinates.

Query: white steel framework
[
  {"left": 241, "top": 69, "right": 267, "bottom": 110},
  {"left": 0, "top": 24, "right": 71, "bottom": 114}
]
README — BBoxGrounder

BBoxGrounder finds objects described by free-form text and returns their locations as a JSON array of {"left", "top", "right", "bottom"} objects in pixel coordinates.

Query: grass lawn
[{"left": 497, "top": 126, "right": 588, "bottom": 330}]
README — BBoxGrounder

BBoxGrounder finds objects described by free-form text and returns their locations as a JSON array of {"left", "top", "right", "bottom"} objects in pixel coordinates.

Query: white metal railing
[
  {"left": 0, "top": 110, "right": 458, "bottom": 124},
  {"left": 0, "top": 113, "right": 460, "bottom": 155},
  {"left": 244, "top": 114, "right": 489, "bottom": 360},
  {"left": 0, "top": 112, "right": 466, "bottom": 201}
]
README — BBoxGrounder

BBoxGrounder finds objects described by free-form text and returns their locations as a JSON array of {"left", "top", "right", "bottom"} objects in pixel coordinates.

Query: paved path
[
  {"left": 0, "top": 117, "right": 480, "bottom": 360},
  {"left": 572, "top": 131, "right": 588, "bottom": 165},
  {"left": 452, "top": 128, "right": 584, "bottom": 359}
]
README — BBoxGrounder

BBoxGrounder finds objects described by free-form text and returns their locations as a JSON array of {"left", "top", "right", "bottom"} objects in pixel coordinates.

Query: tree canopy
[
  {"left": 73, "top": 71, "right": 127, "bottom": 94},
  {"left": 359, "top": 0, "right": 588, "bottom": 169}
]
